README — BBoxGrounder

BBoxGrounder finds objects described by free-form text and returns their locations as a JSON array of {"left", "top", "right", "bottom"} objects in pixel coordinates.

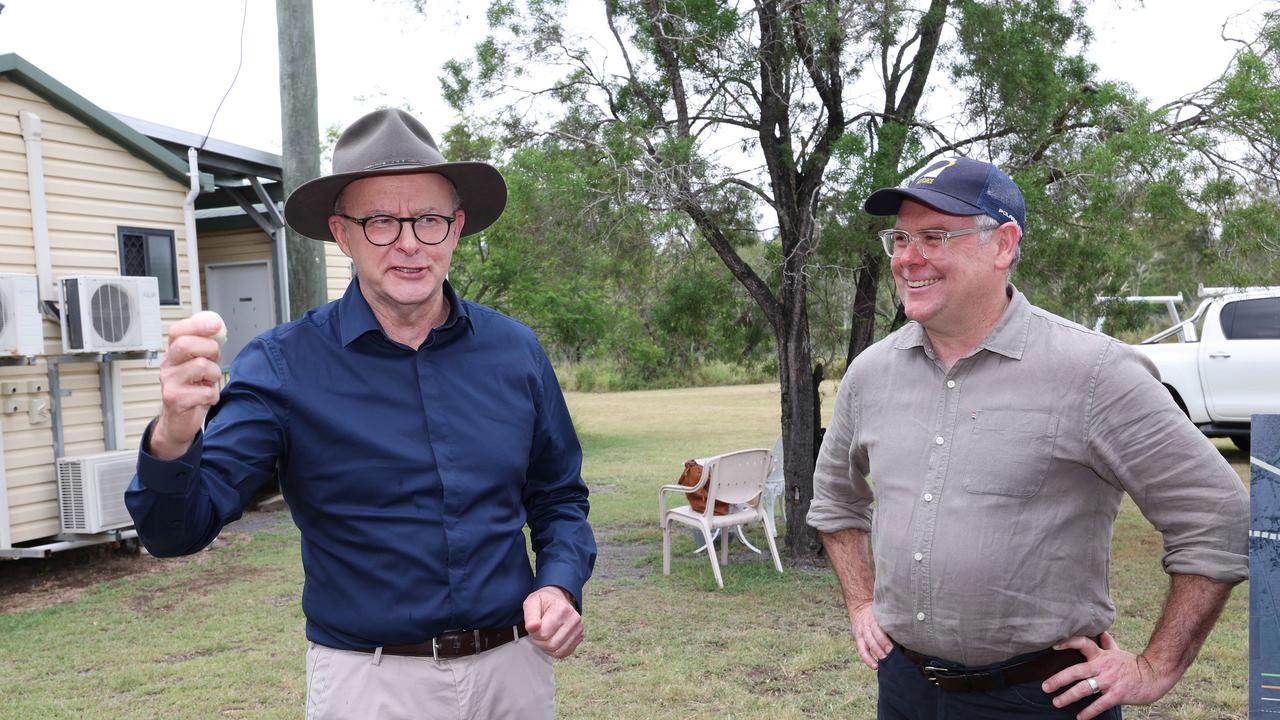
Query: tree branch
[
  {"left": 644, "top": 0, "right": 692, "bottom": 136},
  {"left": 605, "top": 0, "right": 669, "bottom": 132}
]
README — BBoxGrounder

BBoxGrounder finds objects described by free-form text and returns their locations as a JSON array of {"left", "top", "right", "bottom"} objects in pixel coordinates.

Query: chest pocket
[{"left": 958, "top": 409, "right": 1060, "bottom": 498}]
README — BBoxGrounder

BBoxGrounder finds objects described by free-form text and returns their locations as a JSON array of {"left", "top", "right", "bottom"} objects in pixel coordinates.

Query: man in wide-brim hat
[{"left": 127, "top": 108, "right": 596, "bottom": 719}]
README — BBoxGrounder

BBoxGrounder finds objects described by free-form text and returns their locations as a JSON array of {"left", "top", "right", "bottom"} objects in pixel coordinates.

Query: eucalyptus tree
[{"left": 440, "top": 0, "right": 1280, "bottom": 557}]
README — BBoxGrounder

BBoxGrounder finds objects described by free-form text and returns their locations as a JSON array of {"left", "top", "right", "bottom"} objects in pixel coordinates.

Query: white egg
[{"left": 192, "top": 310, "right": 227, "bottom": 347}]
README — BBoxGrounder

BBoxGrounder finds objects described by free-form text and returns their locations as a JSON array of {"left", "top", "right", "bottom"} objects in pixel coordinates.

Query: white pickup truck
[{"left": 1127, "top": 287, "right": 1280, "bottom": 452}]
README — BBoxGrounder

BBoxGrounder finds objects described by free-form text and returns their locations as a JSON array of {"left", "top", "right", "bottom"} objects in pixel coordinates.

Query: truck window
[{"left": 1221, "top": 297, "right": 1280, "bottom": 340}]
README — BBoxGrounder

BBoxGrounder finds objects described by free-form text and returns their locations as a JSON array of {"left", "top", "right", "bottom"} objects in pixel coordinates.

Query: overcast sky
[{"left": 0, "top": 0, "right": 1272, "bottom": 154}]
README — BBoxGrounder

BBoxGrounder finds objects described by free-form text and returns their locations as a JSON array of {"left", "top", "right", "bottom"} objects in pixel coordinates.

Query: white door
[
  {"left": 206, "top": 262, "right": 276, "bottom": 369},
  {"left": 1200, "top": 296, "right": 1280, "bottom": 421}
]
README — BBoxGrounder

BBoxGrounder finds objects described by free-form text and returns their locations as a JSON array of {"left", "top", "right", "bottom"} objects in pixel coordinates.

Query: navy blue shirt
[{"left": 126, "top": 280, "right": 595, "bottom": 649}]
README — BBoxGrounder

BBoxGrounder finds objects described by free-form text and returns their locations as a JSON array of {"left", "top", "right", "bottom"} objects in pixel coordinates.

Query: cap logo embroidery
[{"left": 913, "top": 157, "right": 958, "bottom": 185}]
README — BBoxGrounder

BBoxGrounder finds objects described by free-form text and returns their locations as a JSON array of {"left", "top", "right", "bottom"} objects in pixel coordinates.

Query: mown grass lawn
[{"left": 0, "top": 383, "right": 1250, "bottom": 719}]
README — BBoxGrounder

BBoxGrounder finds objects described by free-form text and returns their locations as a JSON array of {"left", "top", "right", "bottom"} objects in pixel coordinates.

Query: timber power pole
[{"left": 276, "top": 0, "right": 327, "bottom": 317}]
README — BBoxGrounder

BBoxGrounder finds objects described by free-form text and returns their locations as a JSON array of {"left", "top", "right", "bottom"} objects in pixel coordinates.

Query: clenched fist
[
  {"left": 523, "top": 586, "right": 584, "bottom": 659},
  {"left": 150, "top": 311, "right": 226, "bottom": 460}
]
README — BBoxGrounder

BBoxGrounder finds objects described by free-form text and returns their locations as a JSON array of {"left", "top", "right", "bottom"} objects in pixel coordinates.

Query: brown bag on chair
[{"left": 678, "top": 459, "right": 730, "bottom": 515}]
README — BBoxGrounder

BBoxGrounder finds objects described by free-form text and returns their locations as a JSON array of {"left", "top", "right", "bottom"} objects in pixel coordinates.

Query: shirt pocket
[{"left": 958, "top": 409, "right": 1060, "bottom": 498}]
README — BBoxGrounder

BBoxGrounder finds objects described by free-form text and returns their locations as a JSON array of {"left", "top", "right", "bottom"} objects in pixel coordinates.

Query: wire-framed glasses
[
  {"left": 877, "top": 226, "right": 987, "bottom": 260},
  {"left": 338, "top": 213, "right": 458, "bottom": 246}
]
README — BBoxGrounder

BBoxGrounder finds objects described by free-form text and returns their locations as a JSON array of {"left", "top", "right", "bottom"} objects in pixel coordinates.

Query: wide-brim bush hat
[{"left": 283, "top": 108, "right": 507, "bottom": 241}]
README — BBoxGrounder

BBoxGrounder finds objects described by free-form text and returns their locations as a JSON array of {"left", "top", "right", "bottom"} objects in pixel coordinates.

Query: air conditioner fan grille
[{"left": 91, "top": 283, "right": 132, "bottom": 343}]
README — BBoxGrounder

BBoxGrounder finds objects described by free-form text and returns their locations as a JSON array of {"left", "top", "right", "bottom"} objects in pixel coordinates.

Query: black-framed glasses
[
  {"left": 878, "top": 226, "right": 987, "bottom": 260},
  {"left": 337, "top": 213, "right": 458, "bottom": 246}
]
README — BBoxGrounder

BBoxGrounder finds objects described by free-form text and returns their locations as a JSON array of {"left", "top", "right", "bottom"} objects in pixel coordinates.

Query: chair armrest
[
  {"left": 658, "top": 483, "right": 696, "bottom": 524},
  {"left": 659, "top": 459, "right": 715, "bottom": 524}
]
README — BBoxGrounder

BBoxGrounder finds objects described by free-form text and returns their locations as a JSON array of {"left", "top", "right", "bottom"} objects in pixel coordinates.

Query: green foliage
[
  {"left": 952, "top": 0, "right": 1093, "bottom": 137},
  {"left": 437, "top": 0, "right": 1279, "bottom": 382},
  {"left": 440, "top": 59, "right": 472, "bottom": 112},
  {"left": 440, "top": 120, "right": 771, "bottom": 385}
]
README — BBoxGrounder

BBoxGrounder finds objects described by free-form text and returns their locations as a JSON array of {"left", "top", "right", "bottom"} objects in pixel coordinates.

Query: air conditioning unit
[
  {"left": 0, "top": 273, "right": 44, "bottom": 356},
  {"left": 59, "top": 275, "right": 163, "bottom": 353},
  {"left": 56, "top": 449, "right": 138, "bottom": 534}
]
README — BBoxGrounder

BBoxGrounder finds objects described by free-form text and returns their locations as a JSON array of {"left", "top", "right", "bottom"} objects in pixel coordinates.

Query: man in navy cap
[
  {"left": 808, "top": 156, "right": 1247, "bottom": 718},
  {"left": 127, "top": 108, "right": 595, "bottom": 719}
]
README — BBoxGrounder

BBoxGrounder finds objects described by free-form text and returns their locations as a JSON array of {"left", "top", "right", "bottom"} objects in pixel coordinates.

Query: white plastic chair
[
  {"left": 659, "top": 448, "right": 784, "bottom": 588},
  {"left": 762, "top": 434, "right": 785, "bottom": 537}
]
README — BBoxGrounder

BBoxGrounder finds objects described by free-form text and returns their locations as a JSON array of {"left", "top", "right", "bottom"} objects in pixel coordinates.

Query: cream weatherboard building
[{"left": 0, "top": 54, "right": 349, "bottom": 557}]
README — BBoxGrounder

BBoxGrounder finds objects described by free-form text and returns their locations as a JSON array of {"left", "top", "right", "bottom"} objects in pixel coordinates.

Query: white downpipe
[
  {"left": 185, "top": 147, "right": 202, "bottom": 313},
  {"left": 18, "top": 111, "right": 54, "bottom": 300},
  {"left": 275, "top": 227, "right": 291, "bottom": 322}
]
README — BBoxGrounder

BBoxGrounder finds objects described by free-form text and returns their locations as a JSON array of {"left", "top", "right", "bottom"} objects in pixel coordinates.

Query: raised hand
[{"left": 151, "top": 311, "right": 226, "bottom": 460}]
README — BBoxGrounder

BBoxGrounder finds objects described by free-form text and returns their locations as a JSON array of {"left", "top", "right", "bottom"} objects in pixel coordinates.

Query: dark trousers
[{"left": 878, "top": 645, "right": 1123, "bottom": 720}]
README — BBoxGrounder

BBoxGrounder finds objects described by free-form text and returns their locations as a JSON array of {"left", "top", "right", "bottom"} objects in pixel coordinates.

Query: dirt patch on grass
[
  {"left": 125, "top": 559, "right": 270, "bottom": 614},
  {"left": 0, "top": 509, "right": 292, "bottom": 616},
  {"left": 264, "top": 593, "right": 299, "bottom": 608},
  {"left": 1, "top": 542, "right": 194, "bottom": 615},
  {"left": 161, "top": 648, "right": 219, "bottom": 663},
  {"left": 593, "top": 524, "right": 651, "bottom": 581},
  {"left": 574, "top": 647, "right": 624, "bottom": 674}
]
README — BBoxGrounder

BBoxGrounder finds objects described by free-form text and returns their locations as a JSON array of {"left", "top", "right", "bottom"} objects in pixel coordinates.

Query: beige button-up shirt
[{"left": 807, "top": 289, "right": 1248, "bottom": 666}]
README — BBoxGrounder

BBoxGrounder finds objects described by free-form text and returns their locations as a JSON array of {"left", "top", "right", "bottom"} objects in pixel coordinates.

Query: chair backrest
[
  {"left": 704, "top": 448, "right": 773, "bottom": 508},
  {"left": 766, "top": 434, "right": 784, "bottom": 489}
]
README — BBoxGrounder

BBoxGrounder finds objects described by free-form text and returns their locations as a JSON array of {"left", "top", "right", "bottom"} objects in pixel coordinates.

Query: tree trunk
[
  {"left": 779, "top": 297, "right": 821, "bottom": 559},
  {"left": 843, "top": 0, "right": 950, "bottom": 365},
  {"left": 845, "top": 251, "right": 884, "bottom": 366}
]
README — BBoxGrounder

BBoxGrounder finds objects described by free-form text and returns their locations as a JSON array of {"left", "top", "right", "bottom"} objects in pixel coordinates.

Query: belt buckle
[
  {"left": 922, "top": 664, "right": 956, "bottom": 687},
  {"left": 432, "top": 629, "right": 483, "bottom": 661}
]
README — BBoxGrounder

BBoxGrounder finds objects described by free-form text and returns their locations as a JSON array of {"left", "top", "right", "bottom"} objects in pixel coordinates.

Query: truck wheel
[{"left": 1234, "top": 435, "right": 1251, "bottom": 453}]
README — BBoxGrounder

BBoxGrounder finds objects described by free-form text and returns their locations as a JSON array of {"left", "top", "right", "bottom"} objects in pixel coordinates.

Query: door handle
[{"left": 1208, "top": 351, "right": 1231, "bottom": 359}]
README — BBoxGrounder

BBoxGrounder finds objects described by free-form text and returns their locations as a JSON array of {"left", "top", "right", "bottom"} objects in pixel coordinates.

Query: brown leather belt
[
  {"left": 900, "top": 643, "right": 1086, "bottom": 692},
  {"left": 350, "top": 624, "right": 528, "bottom": 660}
]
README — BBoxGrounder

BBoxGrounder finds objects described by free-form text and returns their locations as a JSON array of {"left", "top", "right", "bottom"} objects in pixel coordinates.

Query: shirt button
[
  {"left": 913, "top": 552, "right": 923, "bottom": 562},
  {"left": 946, "top": 380, "right": 956, "bottom": 388},
  {"left": 916, "top": 612, "right": 926, "bottom": 622},
  {"left": 934, "top": 436, "right": 944, "bottom": 445},
  {"left": 923, "top": 493, "right": 934, "bottom": 502}
]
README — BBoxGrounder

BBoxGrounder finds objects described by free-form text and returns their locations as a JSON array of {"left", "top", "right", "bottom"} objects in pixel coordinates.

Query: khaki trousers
[{"left": 305, "top": 636, "right": 555, "bottom": 720}]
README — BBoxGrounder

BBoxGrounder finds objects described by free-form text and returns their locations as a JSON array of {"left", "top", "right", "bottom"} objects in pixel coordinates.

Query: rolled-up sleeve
[
  {"left": 1087, "top": 342, "right": 1248, "bottom": 583},
  {"left": 807, "top": 369, "right": 874, "bottom": 534}
]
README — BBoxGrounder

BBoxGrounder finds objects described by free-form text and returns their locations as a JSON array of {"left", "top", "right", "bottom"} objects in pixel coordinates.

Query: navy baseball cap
[{"left": 865, "top": 156, "right": 1025, "bottom": 233}]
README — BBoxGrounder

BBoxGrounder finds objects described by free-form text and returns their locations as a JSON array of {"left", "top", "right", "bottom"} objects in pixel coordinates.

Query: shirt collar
[
  {"left": 978, "top": 285, "right": 1030, "bottom": 360},
  {"left": 892, "top": 285, "right": 1030, "bottom": 361},
  {"left": 339, "top": 278, "right": 473, "bottom": 348}
]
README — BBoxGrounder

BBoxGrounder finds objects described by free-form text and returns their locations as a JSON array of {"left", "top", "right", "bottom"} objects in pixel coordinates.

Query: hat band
[{"left": 364, "top": 159, "right": 435, "bottom": 170}]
